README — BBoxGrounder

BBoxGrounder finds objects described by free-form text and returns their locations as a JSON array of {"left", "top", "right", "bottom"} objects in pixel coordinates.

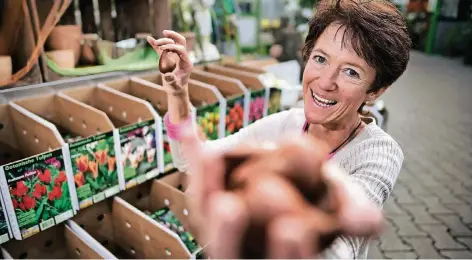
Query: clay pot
[
  {"left": 46, "top": 50, "right": 75, "bottom": 69},
  {"left": 0, "top": 56, "right": 12, "bottom": 80},
  {"left": 80, "top": 34, "right": 99, "bottom": 65},
  {"left": 180, "top": 31, "right": 196, "bottom": 52},
  {"left": 46, "top": 25, "right": 82, "bottom": 64}
]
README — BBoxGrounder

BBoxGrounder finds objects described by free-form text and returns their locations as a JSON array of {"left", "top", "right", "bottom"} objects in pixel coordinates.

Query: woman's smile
[{"left": 310, "top": 89, "right": 338, "bottom": 108}]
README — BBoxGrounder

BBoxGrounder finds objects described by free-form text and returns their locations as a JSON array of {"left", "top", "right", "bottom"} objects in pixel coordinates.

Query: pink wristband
[{"left": 164, "top": 113, "right": 193, "bottom": 141}]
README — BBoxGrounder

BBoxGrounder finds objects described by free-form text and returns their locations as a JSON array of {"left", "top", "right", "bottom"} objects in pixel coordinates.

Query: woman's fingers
[
  {"left": 322, "top": 162, "right": 384, "bottom": 237},
  {"left": 262, "top": 135, "right": 330, "bottom": 205},
  {"left": 268, "top": 206, "right": 342, "bottom": 259},
  {"left": 148, "top": 37, "right": 175, "bottom": 48},
  {"left": 267, "top": 215, "right": 310, "bottom": 259},
  {"left": 160, "top": 43, "right": 192, "bottom": 67},
  {"left": 206, "top": 192, "right": 249, "bottom": 259},
  {"left": 147, "top": 36, "right": 173, "bottom": 55},
  {"left": 163, "top": 30, "right": 187, "bottom": 47}
]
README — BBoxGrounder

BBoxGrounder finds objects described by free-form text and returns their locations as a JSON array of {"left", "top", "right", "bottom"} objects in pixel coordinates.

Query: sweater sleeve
[
  {"left": 168, "top": 109, "right": 293, "bottom": 174},
  {"left": 321, "top": 136, "right": 404, "bottom": 259}
]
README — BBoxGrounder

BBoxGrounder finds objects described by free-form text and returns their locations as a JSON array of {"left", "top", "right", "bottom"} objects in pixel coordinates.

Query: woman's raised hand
[
  {"left": 147, "top": 30, "right": 193, "bottom": 96},
  {"left": 181, "top": 128, "right": 384, "bottom": 259}
]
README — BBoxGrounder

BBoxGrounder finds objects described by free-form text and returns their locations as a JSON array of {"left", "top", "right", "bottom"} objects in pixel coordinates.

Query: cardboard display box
[
  {"left": 190, "top": 70, "right": 250, "bottom": 136},
  {"left": 12, "top": 93, "right": 123, "bottom": 213},
  {"left": 1, "top": 222, "right": 113, "bottom": 259},
  {"left": 222, "top": 62, "right": 283, "bottom": 116},
  {"left": 135, "top": 72, "right": 226, "bottom": 141},
  {"left": 118, "top": 174, "right": 204, "bottom": 258},
  {"left": 197, "top": 64, "right": 269, "bottom": 124},
  {"left": 240, "top": 58, "right": 279, "bottom": 68},
  {"left": 61, "top": 85, "right": 163, "bottom": 190},
  {"left": 0, "top": 103, "right": 77, "bottom": 240},
  {"left": 72, "top": 179, "right": 201, "bottom": 259},
  {"left": 71, "top": 197, "right": 136, "bottom": 258},
  {"left": 106, "top": 72, "right": 196, "bottom": 173},
  {"left": 100, "top": 77, "right": 173, "bottom": 173}
]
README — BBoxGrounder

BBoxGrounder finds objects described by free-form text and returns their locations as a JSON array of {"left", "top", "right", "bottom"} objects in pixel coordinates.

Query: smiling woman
[{"left": 148, "top": 0, "right": 411, "bottom": 258}]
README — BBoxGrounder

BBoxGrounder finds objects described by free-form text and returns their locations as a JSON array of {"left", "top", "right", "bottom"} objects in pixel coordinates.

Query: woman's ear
[{"left": 365, "top": 86, "right": 388, "bottom": 103}]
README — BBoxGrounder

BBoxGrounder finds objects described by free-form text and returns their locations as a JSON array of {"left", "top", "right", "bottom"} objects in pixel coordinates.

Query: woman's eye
[
  {"left": 313, "top": 55, "right": 326, "bottom": 64},
  {"left": 344, "top": 68, "right": 359, "bottom": 78}
]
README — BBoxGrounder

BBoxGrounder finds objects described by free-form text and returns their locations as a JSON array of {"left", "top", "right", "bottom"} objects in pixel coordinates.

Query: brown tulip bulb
[
  {"left": 222, "top": 141, "right": 339, "bottom": 259},
  {"left": 159, "top": 50, "right": 177, "bottom": 73}
]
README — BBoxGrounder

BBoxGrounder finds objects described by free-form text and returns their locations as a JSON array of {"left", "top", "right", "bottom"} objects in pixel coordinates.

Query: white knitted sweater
[{"left": 169, "top": 108, "right": 404, "bottom": 259}]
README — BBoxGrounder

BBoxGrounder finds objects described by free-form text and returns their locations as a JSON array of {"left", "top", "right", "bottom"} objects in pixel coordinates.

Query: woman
[{"left": 148, "top": 0, "right": 410, "bottom": 258}]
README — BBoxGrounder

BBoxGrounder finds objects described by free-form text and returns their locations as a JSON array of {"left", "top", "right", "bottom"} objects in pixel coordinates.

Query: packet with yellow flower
[{"left": 188, "top": 80, "right": 227, "bottom": 141}]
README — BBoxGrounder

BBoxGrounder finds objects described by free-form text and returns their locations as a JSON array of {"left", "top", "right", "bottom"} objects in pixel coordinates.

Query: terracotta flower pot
[
  {"left": 46, "top": 25, "right": 82, "bottom": 64},
  {"left": 0, "top": 56, "right": 12, "bottom": 80},
  {"left": 46, "top": 50, "right": 75, "bottom": 69},
  {"left": 80, "top": 34, "right": 99, "bottom": 65}
]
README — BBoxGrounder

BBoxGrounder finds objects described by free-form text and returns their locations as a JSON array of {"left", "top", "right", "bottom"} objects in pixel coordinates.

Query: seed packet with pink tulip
[
  {"left": 249, "top": 89, "right": 267, "bottom": 124},
  {"left": 119, "top": 119, "right": 160, "bottom": 189},
  {"left": 128, "top": 73, "right": 198, "bottom": 173},
  {"left": 0, "top": 103, "right": 77, "bottom": 240},
  {"left": 98, "top": 77, "right": 176, "bottom": 174}
]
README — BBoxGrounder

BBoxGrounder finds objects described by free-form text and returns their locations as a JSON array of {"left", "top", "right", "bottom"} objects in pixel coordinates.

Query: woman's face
[{"left": 303, "top": 23, "right": 380, "bottom": 127}]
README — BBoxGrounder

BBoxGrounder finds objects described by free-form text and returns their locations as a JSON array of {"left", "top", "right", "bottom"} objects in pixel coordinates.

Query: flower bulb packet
[
  {"left": 119, "top": 120, "right": 160, "bottom": 189},
  {"left": 0, "top": 150, "right": 75, "bottom": 240},
  {"left": 67, "top": 132, "right": 121, "bottom": 210}
]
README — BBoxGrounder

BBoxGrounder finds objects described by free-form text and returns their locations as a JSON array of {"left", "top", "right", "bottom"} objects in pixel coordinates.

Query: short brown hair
[{"left": 302, "top": 0, "right": 412, "bottom": 92}]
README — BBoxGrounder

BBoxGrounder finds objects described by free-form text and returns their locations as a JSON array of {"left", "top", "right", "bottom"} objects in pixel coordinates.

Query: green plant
[{"left": 151, "top": 207, "right": 200, "bottom": 253}]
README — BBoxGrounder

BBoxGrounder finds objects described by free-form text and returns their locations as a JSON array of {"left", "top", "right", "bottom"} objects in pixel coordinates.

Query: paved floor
[{"left": 367, "top": 51, "right": 472, "bottom": 259}]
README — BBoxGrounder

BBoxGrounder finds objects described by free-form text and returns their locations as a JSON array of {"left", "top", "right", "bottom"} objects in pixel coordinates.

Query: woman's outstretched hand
[
  {"left": 181, "top": 127, "right": 384, "bottom": 259},
  {"left": 147, "top": 30, "right": 193, "bottom": 96}
]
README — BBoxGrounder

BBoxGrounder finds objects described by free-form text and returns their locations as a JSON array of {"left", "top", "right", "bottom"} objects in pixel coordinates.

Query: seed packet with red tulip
[
  {"left": 0, "top": 149, "right": 75, "bottom": 240},
  {"left": 225, "top": 95, "right": 246, "bottom": 136},
  {"left": 66, "top": 131, "right": 121, "bottom": 210},
  {"left": 248, "top": 89, "right": 268, "bottom": 124},
  {"left": 119, "top": 119, "right": 160, "bottom": 189}
]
